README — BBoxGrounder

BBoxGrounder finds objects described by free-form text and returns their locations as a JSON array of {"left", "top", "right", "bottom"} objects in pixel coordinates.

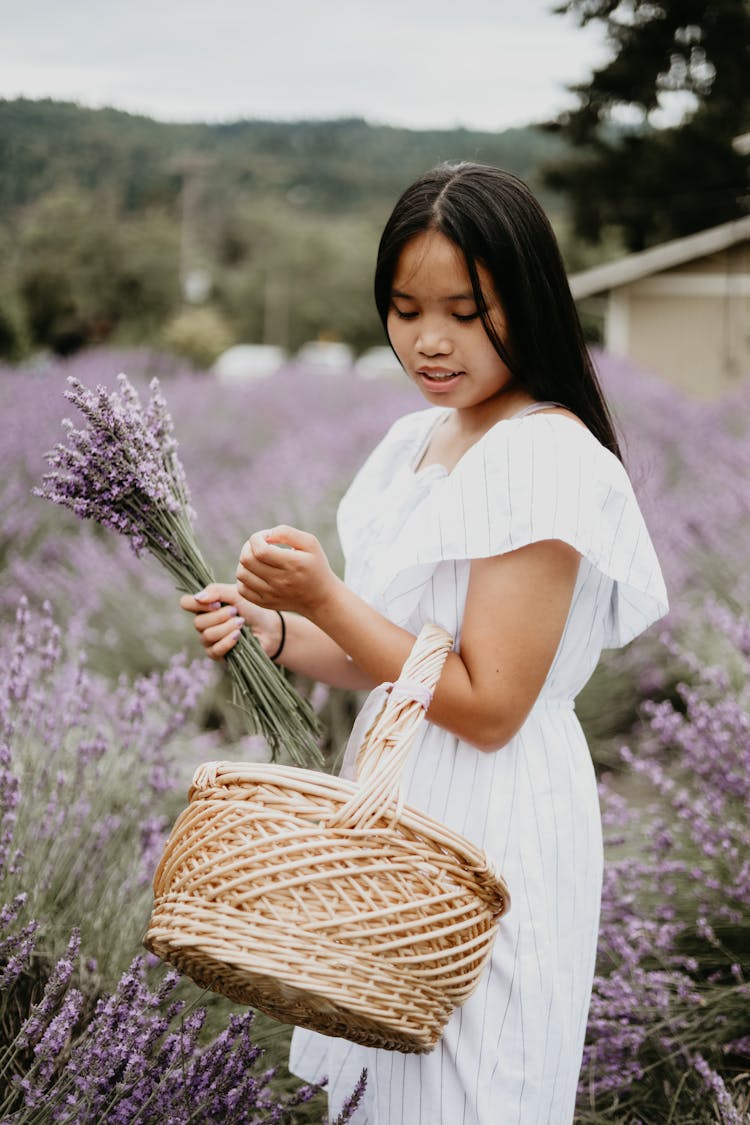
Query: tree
[
  {"left": 15, "top": 190, "right": 181, "bottom": 354},
  {"left": 545, "top": 0, "right": 750, "bottom": 251}
]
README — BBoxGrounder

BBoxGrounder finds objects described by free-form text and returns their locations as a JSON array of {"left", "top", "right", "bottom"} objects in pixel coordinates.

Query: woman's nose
[{"left": 416, "top": 319, "right": 452, "bottom": 356}]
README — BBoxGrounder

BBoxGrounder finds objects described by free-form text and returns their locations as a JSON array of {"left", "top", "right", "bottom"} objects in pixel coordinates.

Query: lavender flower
[
  {"left": 0, "top": 926, "right": 324, "bottom": 1123},
  {"left": 36, "top": 374, "right": 322, "bottom": 765},
  {"left": 16, "top": 929, "right": 81, "bottom": 1050},
  {"left": 581, "top": 606, "right": 750, "bottom": 1120},
  {"left": 0, "top": 738, "right": 21, "bottom": 877},
  {"left": 330, "top": 1068, "right": 368, "bottom": 1124},
  {"left": 0, "top": 916, "right": 38, "bottom": 990},
  {"left": 690, "top": 1052, "right": 744, "bottom": 1125},
  {"left": 0, "top": 598, "right": 217, "bottom": 983}
]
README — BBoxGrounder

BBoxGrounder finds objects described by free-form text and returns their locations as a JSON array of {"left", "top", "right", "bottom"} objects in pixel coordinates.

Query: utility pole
[
  {"left": 263, "top": 268, "right": 290, "bottom": 348},
  {"left": 169, "top": 152, "right": 216, "bottom": 304}
]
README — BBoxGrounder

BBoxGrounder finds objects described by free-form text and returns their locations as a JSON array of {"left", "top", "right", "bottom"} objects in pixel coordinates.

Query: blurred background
[
  {"left": 1, "top": 3, "right": 750, "bottom": 1122},
  {"left": 0, "top": 0, "right": 745, "bottom": 387}
]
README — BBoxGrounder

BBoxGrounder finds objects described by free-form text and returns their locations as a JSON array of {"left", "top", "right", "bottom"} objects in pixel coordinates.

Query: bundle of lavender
[{"left": 36, "top": 373, "right": 322, "bottom": 767}]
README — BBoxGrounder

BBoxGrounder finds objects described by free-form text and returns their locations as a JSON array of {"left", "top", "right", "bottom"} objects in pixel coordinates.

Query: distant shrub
[{"left": 161, "top": 306, "right": 234, "bottom": 369}]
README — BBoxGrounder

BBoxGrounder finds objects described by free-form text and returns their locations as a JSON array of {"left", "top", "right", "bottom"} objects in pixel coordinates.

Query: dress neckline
[{"left": 410, "top": 402, "right": 566, "bottom": 479}]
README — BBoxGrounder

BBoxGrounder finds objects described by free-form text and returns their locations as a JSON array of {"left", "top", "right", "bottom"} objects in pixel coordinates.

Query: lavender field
[{"left": 1, "top": 349, "right": 749, "bottom": 1122}]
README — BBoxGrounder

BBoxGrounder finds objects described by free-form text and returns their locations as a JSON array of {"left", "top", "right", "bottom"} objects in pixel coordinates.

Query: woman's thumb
[{"left": 194, "top": 582, "right": 236, "bottom": 603}]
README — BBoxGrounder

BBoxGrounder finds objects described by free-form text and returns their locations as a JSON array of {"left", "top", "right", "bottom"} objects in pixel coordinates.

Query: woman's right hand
[{"left": 179, "top": 583, "right": 283, "bottom": 661}]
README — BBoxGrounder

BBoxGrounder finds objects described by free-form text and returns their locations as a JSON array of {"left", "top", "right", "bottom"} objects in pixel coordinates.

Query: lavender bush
[
  {"left": 0, "top": 598, "right": 340, "bottom": 1122},
  {"left": 2, "top": 346, "right": 749, "bottom": 1121},
  {"left": 597, "top": 351, "right": 750, "bottom": 614},
  {"left": 578, "top": 603, "right": 750, "bottom": 1121},
  {"left": 0, "top": 917, "right": 325, "bottom": 1122},
  {"left": 0, "top": 349, "right": 418, "bottom": 745},
  {"left": 574, "top": 354, "right": 750, "bottom": 766},
  {"left": 0, "top": 596, "right": 215, "bottom": 981}
]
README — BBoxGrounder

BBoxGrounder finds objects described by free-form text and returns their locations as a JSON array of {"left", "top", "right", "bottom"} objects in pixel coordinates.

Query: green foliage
[
  {"left": 0, "top": 100, "right": 565, "bottom": 223},
  {"left": 0, "top": 99, "right": 193, "bottom": 220},
  {"left": 545, "top": 0, "right": 750, "bottom": 250},
  {"left": 0, "top": 98, "right": 569, "bottom": 359},
  {"left": 216, "top": 197, "right": 383, "bottom": 353},
  {"left": 0, "top": 293, "right": 27, "bottom": 362},
  {"left": 161, "top": 305, "right": 234, "bottom": 367},
  {"left": 13, "top": 189, "right": 181, "bottom": 354}
]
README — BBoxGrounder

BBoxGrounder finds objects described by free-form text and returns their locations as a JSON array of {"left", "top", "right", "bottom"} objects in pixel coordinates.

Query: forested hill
[
  {"left": 0, "top": 98, "right": 572, "bottom": 360},
  {"left": 0, "top": 97, "right": 563, "bottom": 221}
]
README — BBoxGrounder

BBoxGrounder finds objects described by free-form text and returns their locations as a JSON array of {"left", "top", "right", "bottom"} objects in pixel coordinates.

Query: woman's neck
[{"left": 450, "top": 388, "right": 537, "bottom": 438}]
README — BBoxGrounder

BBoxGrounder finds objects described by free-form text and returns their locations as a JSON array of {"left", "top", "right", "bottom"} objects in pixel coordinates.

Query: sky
[{"left": 0, "top": 0, "right": 611, "bottom": 131}]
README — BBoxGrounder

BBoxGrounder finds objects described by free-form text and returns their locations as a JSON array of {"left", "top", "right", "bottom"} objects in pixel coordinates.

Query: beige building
[{"left": 569, "top": 216, "right": 750, "bottom": 398}]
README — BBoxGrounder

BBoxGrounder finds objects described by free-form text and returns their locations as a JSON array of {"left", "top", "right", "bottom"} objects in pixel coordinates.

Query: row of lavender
[
  {"left": 1, "top": 349, "right": 749, "bottom": 1121},
  {"left": 0, "top": 351, "right": 410, "bottom": 1123}
]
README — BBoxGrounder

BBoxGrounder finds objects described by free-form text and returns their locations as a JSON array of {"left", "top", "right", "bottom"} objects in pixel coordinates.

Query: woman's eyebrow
[{"left": 392, "top": 288, "right": 475, "bottom": 302}]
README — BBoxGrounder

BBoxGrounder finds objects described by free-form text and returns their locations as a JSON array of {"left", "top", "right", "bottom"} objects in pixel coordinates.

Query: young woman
[{"left": 181, "top": 163, "right": 668, "bottom": 1124}]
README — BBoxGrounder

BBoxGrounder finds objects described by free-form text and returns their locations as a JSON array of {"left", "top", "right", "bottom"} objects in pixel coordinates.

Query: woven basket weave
[{"left": 144, "top": 623, "right": 510, "bottom": 1053}]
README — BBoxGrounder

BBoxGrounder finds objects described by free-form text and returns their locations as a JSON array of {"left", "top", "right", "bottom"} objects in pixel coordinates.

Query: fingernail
[
  {"left": 194, "top": 590, "right": 210, "bottom": 602},
  {"left": 226, "top": 605, "right": 238, "bottom": 617}
]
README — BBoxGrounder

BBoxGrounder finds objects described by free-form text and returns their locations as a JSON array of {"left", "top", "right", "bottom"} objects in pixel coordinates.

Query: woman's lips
[{"left": 416, "top": 368, "right": 465, "bottom": 391}]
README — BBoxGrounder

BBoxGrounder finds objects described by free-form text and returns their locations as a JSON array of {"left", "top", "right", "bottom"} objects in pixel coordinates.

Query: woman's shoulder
[
  {"left": 535, "top": 405, "right": 589, "bottom": 431},
  {"left": 380, "top": 403, "right": 668, "bottom": 646},
  {"left": 471, "top": 403, "right": 611, "bottom": 472},
  {"left": 451, "top": 405, "right": 637, "bottom": 533},
  {"left": 533, "top": 413, "right": 634, "bottom": 499}
]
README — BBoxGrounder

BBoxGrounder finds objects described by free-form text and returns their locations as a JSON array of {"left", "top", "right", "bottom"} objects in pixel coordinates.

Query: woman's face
[{"left": 386, "top": 229, "right": 516, "bottom": 417}]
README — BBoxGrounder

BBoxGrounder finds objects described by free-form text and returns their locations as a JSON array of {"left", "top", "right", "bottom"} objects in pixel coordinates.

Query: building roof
[{"left": 569, "top": 214, "right": 750, "bottom": 299}]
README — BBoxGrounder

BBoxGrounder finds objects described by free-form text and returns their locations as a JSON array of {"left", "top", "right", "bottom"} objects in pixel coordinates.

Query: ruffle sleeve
[{"left": 342, "top": 412, "right": 668, "bottom": 650}]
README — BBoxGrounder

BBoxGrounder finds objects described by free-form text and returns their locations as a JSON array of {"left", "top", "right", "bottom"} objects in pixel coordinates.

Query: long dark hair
[{"left": 374, "top": 162, "right": 622, "bottom": 461}]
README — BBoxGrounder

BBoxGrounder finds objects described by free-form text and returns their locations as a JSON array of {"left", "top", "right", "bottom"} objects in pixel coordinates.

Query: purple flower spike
[{"left": 36, "top": 373, "right": 321, "bottom": 764}]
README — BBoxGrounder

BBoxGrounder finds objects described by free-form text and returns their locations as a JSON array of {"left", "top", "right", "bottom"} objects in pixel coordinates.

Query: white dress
[{"left": 289, "top": 402, "right": 668, "bottom": 1125}]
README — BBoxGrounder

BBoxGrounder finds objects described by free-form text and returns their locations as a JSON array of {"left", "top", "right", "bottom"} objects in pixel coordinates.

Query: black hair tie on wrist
[{"left": 269, "top": 610, "right": 286, "bottom": 662}]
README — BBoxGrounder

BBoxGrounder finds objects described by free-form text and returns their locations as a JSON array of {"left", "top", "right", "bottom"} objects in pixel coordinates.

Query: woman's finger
[
  {"left": 237, "top": 555, "right": 285, "bottom": 587},
  {"left": 181, "top": 593, "right": 221, "bottom": 613},
  {"left": 240, "top": 533, "right": 297, "bottom": 578},
  {"left": 236, "top": 582, "right": 276, "bottom": 609},
  {"left": 235, "top": 561, "right": 278, "bottom": 601},
  {"left": 193, "top": 604, "right": 240, "bottom": 634},
  {"left": 201, "top": 617, "right": 243, "bottom": 647},
  {"left": 206, "top": 624, "right": 243, "bottom": 661},
  {"left": 263, "top": 524, "right": 318, "bottom": 552}
]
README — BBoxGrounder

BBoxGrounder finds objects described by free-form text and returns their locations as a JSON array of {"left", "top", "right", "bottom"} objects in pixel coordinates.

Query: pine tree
[{"left": 545, "top": 0, "right": 750, "bottom": 250}]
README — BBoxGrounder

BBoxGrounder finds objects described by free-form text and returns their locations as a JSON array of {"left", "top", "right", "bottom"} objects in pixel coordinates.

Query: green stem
[{"left": 136, "top": 507, "right": 323, "bottom": 766}]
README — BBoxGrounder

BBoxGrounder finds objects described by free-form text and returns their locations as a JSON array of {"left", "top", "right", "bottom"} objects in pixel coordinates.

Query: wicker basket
[{"left": 144, "top": 623, "right": 510, "bottom": 1053}]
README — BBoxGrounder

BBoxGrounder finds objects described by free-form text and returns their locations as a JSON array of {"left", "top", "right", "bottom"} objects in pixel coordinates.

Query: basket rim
[{"left": 187, "top": 760, "right": 510, "bottom": 917}]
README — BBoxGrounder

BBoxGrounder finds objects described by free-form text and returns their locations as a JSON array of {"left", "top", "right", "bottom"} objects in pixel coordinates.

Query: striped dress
[{"left": 289, "top": 402, "right": 668, "bottom": 1124}]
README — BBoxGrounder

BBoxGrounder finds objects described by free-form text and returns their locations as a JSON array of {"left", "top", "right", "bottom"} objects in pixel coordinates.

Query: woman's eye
[
  {"left": 453, "top": 312, "right": 480, "bottom": 323},
  {"left": 391, "top": 306, "right": 418, "bottom": 320}
]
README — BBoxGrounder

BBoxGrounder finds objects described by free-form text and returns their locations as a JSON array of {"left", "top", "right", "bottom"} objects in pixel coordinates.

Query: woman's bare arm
[
  {"left": 180, "top": 585, "right": 375, "bottom": 691},
  {"left": 235, "top": 526, "right": 581, "bottom": 752}
]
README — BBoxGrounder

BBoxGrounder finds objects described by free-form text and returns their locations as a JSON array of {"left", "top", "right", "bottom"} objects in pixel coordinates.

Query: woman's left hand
[{"left": 236, "top": 524, "right": 340, "bottom": 619}]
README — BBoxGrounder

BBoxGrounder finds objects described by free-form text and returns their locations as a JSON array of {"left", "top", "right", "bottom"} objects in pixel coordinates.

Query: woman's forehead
[{"left": 393, "top": 230, "right": 493, "bottom": 297}]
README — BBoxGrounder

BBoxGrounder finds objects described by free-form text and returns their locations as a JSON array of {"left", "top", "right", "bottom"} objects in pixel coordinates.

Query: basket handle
[{"left": 325, "top": 622, "right": 453, "bottom": 831}]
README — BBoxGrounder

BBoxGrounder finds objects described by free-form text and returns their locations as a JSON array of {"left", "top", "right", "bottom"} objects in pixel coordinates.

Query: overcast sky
[{"left": 0, "top": 0, "right": 610, "bottom": 131}]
